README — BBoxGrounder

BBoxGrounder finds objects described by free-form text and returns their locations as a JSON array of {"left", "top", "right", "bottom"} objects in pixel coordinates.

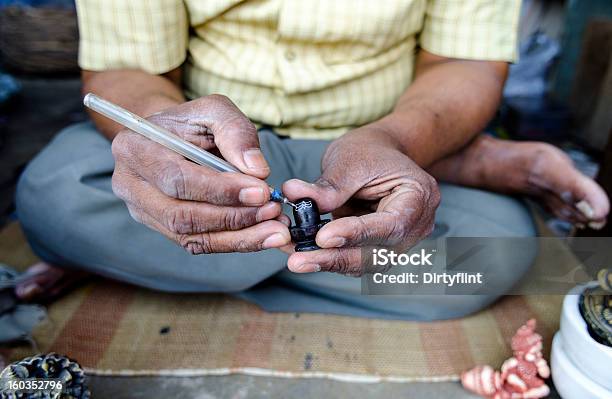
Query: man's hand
[
  {"left": 111, "top": 95, "right": 291, "bottom": 254},
  {"left": 282, "top": 126, "right": 440, "bottom": 275}
]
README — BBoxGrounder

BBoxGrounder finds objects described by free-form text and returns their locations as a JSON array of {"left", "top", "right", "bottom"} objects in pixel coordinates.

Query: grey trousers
[{"left": 16, "top": 122, "right": 536, "bottom": 320}]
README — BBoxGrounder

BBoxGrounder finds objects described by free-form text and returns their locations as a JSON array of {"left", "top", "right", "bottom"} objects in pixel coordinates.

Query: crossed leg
[{"left": 14, "top": 129, "right": 609, "bottom": 304}]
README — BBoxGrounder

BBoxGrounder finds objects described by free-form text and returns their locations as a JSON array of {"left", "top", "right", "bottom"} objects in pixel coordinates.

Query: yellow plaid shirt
[{"left": 76, "top": 0, "right": 521, "bottom": 139}]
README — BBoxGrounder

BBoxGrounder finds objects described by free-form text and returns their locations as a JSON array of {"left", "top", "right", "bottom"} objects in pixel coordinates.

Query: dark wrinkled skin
[
  {"left": 78, "top": 51, "right": 609, "bottom": 280},
  {"left": 111, "top": 95, "right": 291, "bottom": 254},
  {"left": 282, "top": 126, "right": 440, "bottom": 275}
]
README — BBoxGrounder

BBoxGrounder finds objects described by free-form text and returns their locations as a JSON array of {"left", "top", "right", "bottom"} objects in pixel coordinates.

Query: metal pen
[{"left": 83, "top": 93, "right": 294, "bottom": 207}]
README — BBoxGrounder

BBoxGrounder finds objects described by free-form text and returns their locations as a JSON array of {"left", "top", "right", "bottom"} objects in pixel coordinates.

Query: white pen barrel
[{"left": 83, "top": 93, "right": 239, "bottom": 173}]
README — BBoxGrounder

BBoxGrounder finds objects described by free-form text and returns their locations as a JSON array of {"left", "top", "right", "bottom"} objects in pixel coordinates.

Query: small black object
[{"left": 289, "top": 198, "right": 330, "bottom": 252}]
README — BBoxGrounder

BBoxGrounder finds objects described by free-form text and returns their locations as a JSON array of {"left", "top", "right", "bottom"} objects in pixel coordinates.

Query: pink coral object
[{"left": 461, "top": 319, "right": 550, "bottom": 399}]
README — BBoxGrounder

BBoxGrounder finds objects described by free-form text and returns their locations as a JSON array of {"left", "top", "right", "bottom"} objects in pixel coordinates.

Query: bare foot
[
  {"left": 14, "top": 262, "right": 90, "bottom": 303},
  {"left": 428, "top": 135, "right": 610, "bottom": 227}
]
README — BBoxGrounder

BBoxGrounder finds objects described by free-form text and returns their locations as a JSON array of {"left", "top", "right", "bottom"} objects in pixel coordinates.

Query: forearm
[
  {"left": 366, "top": 50, "right": 508, "bottom": 168},
  {"left": 81, "top": 69, "right": 186, "bottom": 140}
]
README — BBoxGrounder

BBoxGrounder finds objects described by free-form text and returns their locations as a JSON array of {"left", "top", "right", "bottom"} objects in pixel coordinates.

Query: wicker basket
[{"left": 0, "top": 5, "right": 79, "bottom": 74}]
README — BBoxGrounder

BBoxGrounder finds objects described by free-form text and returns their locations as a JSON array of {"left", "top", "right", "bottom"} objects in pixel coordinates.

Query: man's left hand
[{"left": 282, "top": 126, "right": 441, "bottom": 275}]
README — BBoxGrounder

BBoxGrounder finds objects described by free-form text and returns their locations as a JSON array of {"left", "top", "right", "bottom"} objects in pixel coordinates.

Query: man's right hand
[{"left": 110, "top": 95, "right": 291, "bottom": 254}]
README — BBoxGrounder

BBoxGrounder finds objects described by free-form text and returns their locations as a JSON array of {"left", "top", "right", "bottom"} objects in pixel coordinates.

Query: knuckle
[
  {"left": 158, "top": 161, "right": 187, "bottom": 198},
  {"left": 110, "top": 132, "right": 132, "bottom": 161},
  {"left": 426, "top": 173, "right": 438, "bottom": 188},
  {"left": 178, "top": 233, "right": 214, "bottom": 255},
  {"left": 146, "top": 113, "right": 170, "bottom": 127},
  {"left": 206, "top": 93, "right": 232, "bottom": 105},
  {"left": 111, "top": 171, "right": 129, "bottom": 201},
  {"left": 220, "top": 114, "right": 256, "bottom": 140},
  {"left": 332, "top": 251, "right": 354, "bottom": 275},
  {"left": 429, "top": 181, "right": 441, "bottom": 208},
  {"left": 354, "top": 217, "right": 372, "bottom": 242},
  {"left": 389, "top": 217, "right": 409, "bottom": 242},
  {"left": 202, "top": 94, "right": 237, "bottom": 116},
  {"left": 315, "top": 175, "right": 342, "bottom": 194},
  {"left": 222, "top": 208, "right": 246, "bottom": 230},
  {"left": 424, "top": 221, "right": 436, "bottom": 237},
  {"left": 166, "top": 207, "right": 196, "bottom": 234},
  {"left": 126, "top": 205, "right": 143, "bottom": 224},
  {"left": 412, "top": 182, "right": 428, "bottom": 203},
  {"left": 234, "top": 237, "right": 255, "bottom": 252}
]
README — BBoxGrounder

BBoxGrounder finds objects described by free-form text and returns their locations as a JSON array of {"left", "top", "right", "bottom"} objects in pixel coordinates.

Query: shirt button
[{"left": 284, "top": 50, "right": 296, "bottom": 61}]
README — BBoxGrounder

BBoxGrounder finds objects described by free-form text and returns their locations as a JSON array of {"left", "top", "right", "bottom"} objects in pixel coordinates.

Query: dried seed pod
[
  {"left": 579, "top": 285, "right": 612, "bottom": 347},
  {"left": 1, "top": 353, "right": 90, "bottom": 399},
  {"left": 597, "top": 269, "right": 612, "bottom": 292}
]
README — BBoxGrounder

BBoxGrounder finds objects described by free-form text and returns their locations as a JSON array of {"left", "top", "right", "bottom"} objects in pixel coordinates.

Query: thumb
[
  {"left": 282, "top": 175, "right": 362, "bottom": 213},
  {"left": 199, "top": 96, "right": 270, "bottom": 179},
  {"left": 163, "top": 95, "right": 271, "bottom": 179}
]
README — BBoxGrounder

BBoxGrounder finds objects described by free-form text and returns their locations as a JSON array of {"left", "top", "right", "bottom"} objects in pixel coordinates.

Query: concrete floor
[
  {"left": 87, "top": 375, "right": 562, "bottom": 399},
  {"left": 2, "top": 76, "right": 563, "bottom": 399},
  {"left": 87, "top": 376, "right": 483, "bottom": 399}
]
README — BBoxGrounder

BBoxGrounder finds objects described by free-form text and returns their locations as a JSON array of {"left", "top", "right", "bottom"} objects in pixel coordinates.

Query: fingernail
[
  {"left": 239, "top": 187, "right": 267, "bottom": 206},
  {"left": 294, "top": 263, "right": 321, "bottom": 273},
  {"left": 256, "top": 202, "right": 279, "bottom": 222},
  {"left": 576, "top": 200, "right": 594, "bottom": 219},
  {"left": 322, "top": 237, "right": 346, "bottom": 248},
  {"left": 588, "top": 221, "right": 606, "bottom": 230},
  {"left": 243, "top": 149, "right": 269, "bottom": 171},
  {"left": 263, "top": 232, "right": 289, "bottom": 249},
  {"left": 575, "top": 222, "right": 586, "bottom": 230}
]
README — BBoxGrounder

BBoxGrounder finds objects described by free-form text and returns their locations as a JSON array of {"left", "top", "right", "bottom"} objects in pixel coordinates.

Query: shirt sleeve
[
  {"left": 419, "top": 0, "right": 521, "bottom": 62},
  {"left": 76, "top": 0, "right": 188, "bottom": 74}
]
